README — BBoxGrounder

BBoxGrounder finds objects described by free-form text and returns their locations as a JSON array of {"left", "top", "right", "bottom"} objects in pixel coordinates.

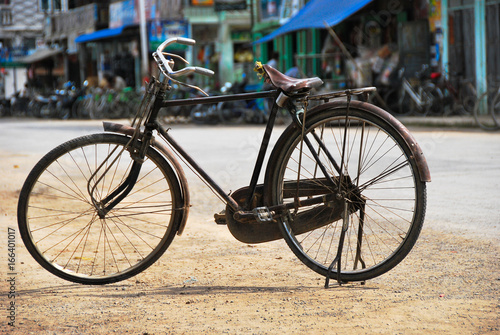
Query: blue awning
[
  {"left": 75, "top": 25, "right": 135, "bottom": 43},
  {"left": 255, "top": 0, "right": 374, "bottom": 44}
]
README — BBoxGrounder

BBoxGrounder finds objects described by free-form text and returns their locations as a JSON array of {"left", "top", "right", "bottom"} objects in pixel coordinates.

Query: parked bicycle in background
[
  {"left": 382, "top": 65, "right": 442, "bottom": 116},
  {"left": 473, "top": 81, "right": 500, "bottom": 131}
]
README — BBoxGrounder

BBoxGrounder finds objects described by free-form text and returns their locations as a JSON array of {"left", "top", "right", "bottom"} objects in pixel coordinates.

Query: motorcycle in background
[
  {"left": 28, "top": 82, "right": 79, "bottom": 119},
  {"left": 56, "top": 82, "right": 82, "bottom": 119}
]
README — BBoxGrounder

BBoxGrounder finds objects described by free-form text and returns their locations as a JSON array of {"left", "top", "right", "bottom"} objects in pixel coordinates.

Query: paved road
[{"left": 1, "top": 118, "right": 499, "bottom": 239}]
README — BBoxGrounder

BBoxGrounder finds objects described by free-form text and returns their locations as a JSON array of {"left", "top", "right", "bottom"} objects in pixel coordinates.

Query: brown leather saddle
[{"left": 263, "top": 64, "right": 323, "bottom": 93}]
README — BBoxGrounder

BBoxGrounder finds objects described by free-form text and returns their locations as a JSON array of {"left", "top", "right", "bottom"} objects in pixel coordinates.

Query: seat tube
[{"left": 244, "top": 98, "right": 280, "bottom": 209}]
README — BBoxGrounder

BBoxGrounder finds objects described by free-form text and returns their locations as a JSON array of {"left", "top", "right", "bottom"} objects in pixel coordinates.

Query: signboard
[
  {"left": 110, "top": 0, "right": 185, "bottom": 28},
  {"left": 109, "top": 0, "right": 136, "bottom": 28},
  {"left": 109, "top": 0, "right": 154, "bottom": 28},
  {"left": 260, "top": 0, "right": 283, "bottom": 21},
  {"left": 191, "top": 0, "right": 214, "bottom": 6},
  {"left": 215, "top": 0, "right": 247, "bottom": 11},
  {"left": 154, "top": 0, "right": 183, "bottom": 20},
  {"left": 149, "top": 20, "right": 189, "bottom": 51}
]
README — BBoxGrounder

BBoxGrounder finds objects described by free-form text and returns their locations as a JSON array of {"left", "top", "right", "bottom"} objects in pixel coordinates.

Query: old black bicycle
[{"left": 18, "top": 38, "right": 430, "bottom": 287}]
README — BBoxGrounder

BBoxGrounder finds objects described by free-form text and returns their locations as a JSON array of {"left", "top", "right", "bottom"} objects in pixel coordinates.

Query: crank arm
[{"left": 233, "top": 192, "right": 341, "bottom": 222}]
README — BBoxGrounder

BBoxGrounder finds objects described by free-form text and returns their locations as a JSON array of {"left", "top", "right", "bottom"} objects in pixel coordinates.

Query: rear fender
[
  {"left": 312, "top": 100, "right": 431, "bottom": 182},
  {"left": 263, "top": 100, "right": 431, "bottom": 204}
]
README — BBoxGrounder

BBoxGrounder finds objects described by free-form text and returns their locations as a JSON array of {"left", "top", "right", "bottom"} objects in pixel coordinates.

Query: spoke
[
  {"left": 358, "top": 160, "right": 410, "bottom": 192},
  {"left": 44, "top": 167, "right": 90, "bottom": 204},
  {"left": 277, "top": 113, "right": 422, "bottom": 279},
  {"left": 44, "top": 216, "right": 97, "bottom": 259},
  {"left": 27, "top": 205, "right": 94, "bottom": 221},
  {"left": 30, "top": 209, "right": 94, "bottom": 239},
  {"left": 106, "top": 214, "right": 156, "bottom": 253},
  {"left": 30, "top": 189, "right": 87, "bottom": 203}
]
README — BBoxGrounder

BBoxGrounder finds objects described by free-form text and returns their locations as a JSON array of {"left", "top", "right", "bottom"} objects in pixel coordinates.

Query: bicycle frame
[
  {"left": 115, "top": 80, "right": 382, "bottom": 221},
  {"left": 154, "top": 89, "right": 280, "bottom": 212},
  {"left": 402, "top": 79, "right": 425, "bottom": 109},
  {"left": 102, "top": 67, "right": 415, "bottom": 231}
]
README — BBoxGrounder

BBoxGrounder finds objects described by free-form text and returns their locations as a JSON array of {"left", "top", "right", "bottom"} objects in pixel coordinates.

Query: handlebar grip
[
  {"left": 176, "top": 37, "right": 196, "bottom": 46},
  {"left": 194, "top": 67, "right": 215, "bottom": 77}
]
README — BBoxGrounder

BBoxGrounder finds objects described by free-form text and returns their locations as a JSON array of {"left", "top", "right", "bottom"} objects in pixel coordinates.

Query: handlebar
[{"left": 153, "top": 37, "right": 214, "bottom": 79}]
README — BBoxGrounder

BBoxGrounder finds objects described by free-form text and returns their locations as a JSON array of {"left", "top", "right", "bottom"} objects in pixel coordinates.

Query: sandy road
[{"left": 0, "top": 119, "right": 499, "bottom": 334}]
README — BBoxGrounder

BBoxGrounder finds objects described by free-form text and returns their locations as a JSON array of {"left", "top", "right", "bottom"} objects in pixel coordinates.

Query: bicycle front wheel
[
  {"left": 269, "top": 106, "right": 427, "bottom": 282},
  {"left": 18, "top": 133, "right": 183, "bottom": 284}
]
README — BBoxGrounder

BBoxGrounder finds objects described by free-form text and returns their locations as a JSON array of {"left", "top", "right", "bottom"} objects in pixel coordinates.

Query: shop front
[
  {"left": 184, "top": 2, "right": 252, "bottom": 86},
  {"left": 442, "top": 0, "right": 500, "bottom": 97},
  {"left": 18, "top": 47, "right": 64, "bottom": 92},
  {"left": 253, "top": 0, "right": 440, "bottom": 91},
  {"left": 75, "top": 25, "right": 140, "bottom": 89}
]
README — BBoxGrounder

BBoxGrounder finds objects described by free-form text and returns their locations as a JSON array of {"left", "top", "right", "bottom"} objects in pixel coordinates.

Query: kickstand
[{"left": 325, "top": 201, "right": 350, "bottom": 288}]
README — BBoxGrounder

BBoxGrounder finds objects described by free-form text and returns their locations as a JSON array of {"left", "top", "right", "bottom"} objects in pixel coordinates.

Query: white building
[{"left": 0, "top": 0, "right": 44, "bottom": 97}]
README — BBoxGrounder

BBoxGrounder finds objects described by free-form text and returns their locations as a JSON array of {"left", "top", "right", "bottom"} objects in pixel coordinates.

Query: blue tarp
[
  {"left": 75, "top": 25, "right": 134, "bottom": 43},
  {"left": 254, "top": 0, "right": 374, "bottom": 44}
]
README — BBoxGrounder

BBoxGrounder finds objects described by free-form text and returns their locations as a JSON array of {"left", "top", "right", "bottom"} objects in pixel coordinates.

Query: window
[{"left": 40, "top": 0, "right": 62, "bottom": 12}]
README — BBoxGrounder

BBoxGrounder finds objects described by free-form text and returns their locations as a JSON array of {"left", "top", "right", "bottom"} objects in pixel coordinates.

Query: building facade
[
  {"left": 442, "top": 0, "right": 500, "bottom": 97},
  {"left": 253, "top": 0, "right": 500, "bottom": 97},
  {"left": 3, "top": 0, "right": 498, "bottom": 101},
  {"left": 0, "top": 0, "right": 45, "bottom": 97},
  {"left": 41, "top": 0, "right": 253, "bottom": 89}
]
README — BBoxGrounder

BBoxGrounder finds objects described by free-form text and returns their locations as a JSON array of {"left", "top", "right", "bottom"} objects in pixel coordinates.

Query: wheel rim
[{"left": 22, "top": 137, "right": 177, "bottom": 282}]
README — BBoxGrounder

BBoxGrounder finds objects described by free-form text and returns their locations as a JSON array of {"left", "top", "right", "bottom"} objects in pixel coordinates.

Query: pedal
[
  {"left": 214, "top": 210, "right": 227, "bottom": 225},
  {"left": 253, "top": 207, "right": 273, "bottom": 223}
]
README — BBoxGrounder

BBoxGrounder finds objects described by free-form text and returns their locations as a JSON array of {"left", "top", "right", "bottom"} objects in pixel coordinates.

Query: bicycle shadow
[{"left": 16, "top": 282, "right": 378, "bottom": 299}]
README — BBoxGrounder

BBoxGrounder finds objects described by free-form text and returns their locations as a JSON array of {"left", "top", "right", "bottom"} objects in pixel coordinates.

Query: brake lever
[{"left": 163, "top": 52, "right": 189, "bottom": 65}]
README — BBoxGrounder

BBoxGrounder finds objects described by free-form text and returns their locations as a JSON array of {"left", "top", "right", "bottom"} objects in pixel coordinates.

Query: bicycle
[
  {"left": 473, "top": 84, "right": 500, "bottom": 131},
  {"left": 432, "top": 72, "right": 477, "bottom": 117},
  {"left": 17, "top": 37, "right": 430, "bottom": 288},
  {"left": 384, "top": 66, "right": 442, "bottom": 116}
]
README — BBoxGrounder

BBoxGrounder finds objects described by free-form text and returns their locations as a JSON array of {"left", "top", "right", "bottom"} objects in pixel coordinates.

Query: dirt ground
[{"left": 1, "top": 136, "right": 499, "bottom": 335}]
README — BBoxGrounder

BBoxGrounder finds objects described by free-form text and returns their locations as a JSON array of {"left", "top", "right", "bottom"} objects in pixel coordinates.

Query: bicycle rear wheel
[
  {"left": 474, "top": 90, "right": 500, "bottom": 131},
  {"left": 268, "top": 105, "right": 426, "bottom": 282},
  {"left": 491, "top": 90, "right": 500, "bottom": 128},
  {"left": 18, "top": 133, "right": 183, "bottom": 284}
]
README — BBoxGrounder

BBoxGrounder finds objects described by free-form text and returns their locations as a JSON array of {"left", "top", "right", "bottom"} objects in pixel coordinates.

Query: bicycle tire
[
  {"left": 491, "top": 90, "right": 500, "bottom": 128},
  {"left": 382, "top": 88, "right": 403, "bottom": 116},
  {"left": 39, "top": 104, "right": 54, "bottom": 119},
  {"left": 398, "top": 89, "right": 417, "bottom": 116},
  {"left": 473, "top": 91, "right": 499, "bottom": 131},
  {"left": 217, "top": 101, "right": 246, "bottom": 124},
  {"left": 18, "top": 133, "right": 183, "bottom": 284},
  {"left": 460, "top": 85, "right": 477, "bottom": 116},
  {"left": 268, "top": 104, "right": 427, "bottom": 282},
  {"left": 422, "top": 85, "right": 444, "bottom": 116},
  {"left": 72, "top": 99, "right": 88, "bottom": 119},
  {"left": 109, "top": 101, "right": 129, "bottom": 119}
]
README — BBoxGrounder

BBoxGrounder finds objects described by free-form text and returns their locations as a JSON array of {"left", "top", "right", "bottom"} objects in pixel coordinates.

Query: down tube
[{"left": 156, "top": 125, "right": 241, "bottom": 211}]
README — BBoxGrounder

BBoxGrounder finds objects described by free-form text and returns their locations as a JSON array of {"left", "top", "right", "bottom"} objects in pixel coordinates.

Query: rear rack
[{"left": 305, "top": 87, "right": 377, "bottom": 103}]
